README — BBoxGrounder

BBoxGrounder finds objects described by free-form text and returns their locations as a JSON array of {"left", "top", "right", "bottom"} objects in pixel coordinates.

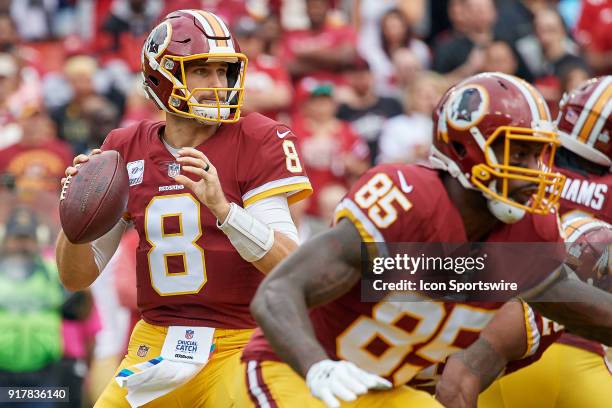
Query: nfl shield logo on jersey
[
  {"left": 185, "top": 329, "right": 194, "bottom": 340},
  {"left": 137, "top": 344, "right": 149, "bottom": 357},
  {"left": 168, "top": 162, "right": 181, "bottom": 178}
]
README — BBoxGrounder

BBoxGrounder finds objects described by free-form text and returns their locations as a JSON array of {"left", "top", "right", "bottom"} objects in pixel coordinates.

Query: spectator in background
[
  {"left": 234, "top": 16, "right": 292, "bottom": 122},
  {"left": 484, "top": 41, "right": 519, "bottom": 75},
  {"left": 10, "top": 0, "right": 60, "bottom": 41},
  {"left": 160, "top": 0, "right": 251, "bottom": 27},
  {"left": 281, "top": 0, "right": 357, "bottom": 84},
  {"left": 0, "top": 103, "right": 73, "bottom": 193},
  {"left": 0, "top": 12, "right": 17, "bottom": 54},
  {"left": 119, "top": 77, "right": 162, "bottom": 128},
  {"left": 50, "top": 55, "right": 113, "bottom": 154},
  {"left": 0, "top": 207, "right": 64, "bottom": 407},
  {"left": 532, "top": 8, "right": 586, "bottom": 103},
  {"left": 97, "top": 0, "right": 163, "bottom": 72},
  {"left": 0, "top": 53, "right": 20, "bottom": 148},
  {"left": 391, "top": 47, "right": 425, "bottom": 97},
  {"left": 292, "top": 80, "right": 369, "bottom": 217},
  {"left": 378, "top": 71, "right": 447, "bottom": 164},
  {"left": 432, "top": 0, "right": 496, "bottom": 82},
  {"left": 81, "top": 96, "right": 120, "bottom": 148},
  {"left": 558, "top": 62, "right": 591, "bottom": 96},
  {"left": 258, "top": 14, "right": 283, "bottom": 57},
  {"left": 60, "top": 287, "right": 100, "bottom": 408},
  {"left": 574, "top": 0, "right": 612, "bottom": 75},
  {"left": 366, "top": 8, "right": 430, "bottom": 97},
  {"left": 337, "top": 56, "right": 403, "bottom": 164},
  {"left": 495, "top": 0, "right": 550, "bottom": 45}
]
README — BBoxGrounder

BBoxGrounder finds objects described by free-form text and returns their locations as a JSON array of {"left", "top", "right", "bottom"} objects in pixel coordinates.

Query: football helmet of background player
[
  {"left": 141, "top": 9, "right": 248, "bottom": 124},
  {"left": 556, "top": 75, "right": 611, "bottom": 170},
  {"left": 430, "top": 72, "right": 565, "bottom": 224},
  {"left": 563, "top": 213, "right": 611, "bottom": 292}
]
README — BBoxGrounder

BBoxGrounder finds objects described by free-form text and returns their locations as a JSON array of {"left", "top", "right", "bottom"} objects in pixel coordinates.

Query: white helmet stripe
[
  {"left": 208, "top": 11, "right": 230, "bottom": 36},
  {"left": 588, "top": 96, "right": 612, "bottom": 146},
  {"left": 572, "top": 76, "right": 612, "bottom": 140},
  {"left": 564, "top": 219, "right": 611, "bottom": 242},
  {"left": 183, "top": 9, "right": 219, "bottom": 52}
]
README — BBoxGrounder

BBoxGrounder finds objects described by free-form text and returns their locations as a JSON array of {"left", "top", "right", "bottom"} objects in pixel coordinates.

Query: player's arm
[
  {"left": 435, "top": 300, "right": 535, "bottom": 408},
  {"left": 176, "top": 147, "right": 302, "bottom": 274},
  {"left": 251, "top": 218, "right": 391, "bottom": 407},
  {"left": 56, "top": 233, "right": 99, "bottom": 291},
  {"left": 56, "top": 150, "right": 125, "bottom": 291},
  {"left": 251, "top": 218, "right": 361, "bottom": 373},
  {"left": 527, "top": 276, "right": 612, "bottom": 346},
  {"left": 219, "top": 194, "right": 300, "bottom": 274}
]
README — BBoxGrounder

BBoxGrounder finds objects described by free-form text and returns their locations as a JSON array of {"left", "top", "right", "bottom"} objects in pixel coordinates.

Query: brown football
[{"left": 59, "top": 150, "right": 129, "bottom": 244}]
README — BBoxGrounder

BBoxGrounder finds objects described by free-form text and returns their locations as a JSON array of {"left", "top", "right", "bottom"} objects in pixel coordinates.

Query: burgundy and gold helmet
[
  {"left": 563, "top": 213, "right": 611, "bottom": 292},
  {"left": 431, "top": 72, "right": 565, "bottom": 223},
  {"left": 141, "top": 9, "right": 248, "bottom": 123},
  {"left": 556, "top": 76, "right": 611, "bottom": 169}
]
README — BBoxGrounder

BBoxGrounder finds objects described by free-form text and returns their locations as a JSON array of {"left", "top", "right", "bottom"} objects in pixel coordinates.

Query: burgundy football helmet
[
  {"left": 556, "top": 76, "right": 611, "bottom": 169},
  {"left": 431, "top": 72, "right": 566, "bottom": 223},
  {"left": 141, "top": 9, "right": 248, "bottom": 123},
  {"left": 563, "top": 213, "right": 611, "bottom": 292}
]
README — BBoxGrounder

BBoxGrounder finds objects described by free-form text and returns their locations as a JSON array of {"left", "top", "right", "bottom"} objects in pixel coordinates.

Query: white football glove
[{"left": 305, "top": 359, "right": 392, "bottom": 408}]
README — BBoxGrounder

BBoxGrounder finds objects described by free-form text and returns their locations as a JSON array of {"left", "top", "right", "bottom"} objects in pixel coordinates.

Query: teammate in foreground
[
  {"left": 237, "top": 73, "right": 612, "bottom": 408},
  {"left": 56, "top": 10, "right": 311, "bottom": 407}
]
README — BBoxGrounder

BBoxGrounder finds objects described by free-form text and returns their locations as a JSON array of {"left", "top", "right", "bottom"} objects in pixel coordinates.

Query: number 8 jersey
[{"left": 101, "top": 113, "right": 312, "bottom": 328}]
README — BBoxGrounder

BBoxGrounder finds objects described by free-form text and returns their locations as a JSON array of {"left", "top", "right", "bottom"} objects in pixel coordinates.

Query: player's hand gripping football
[
  {"left": 61, "top": 148, "right": 103, "bottom": 187},
  {"left": 306, "top": 359, "right": 392, "bottom": 408},
  {"left": 174, "top": 147, "right": 230, "bottom": 222}
]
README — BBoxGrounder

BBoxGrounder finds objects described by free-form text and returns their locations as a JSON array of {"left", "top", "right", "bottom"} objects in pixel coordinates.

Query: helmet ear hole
[
  {"left": 451, "top": 141, "right": 467, "bottom": 159},
  {"left": 148, "top": 75, "right": 160, "bottom": 87}
]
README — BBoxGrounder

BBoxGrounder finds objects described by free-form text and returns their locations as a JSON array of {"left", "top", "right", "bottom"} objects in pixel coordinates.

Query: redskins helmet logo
[
  {"left": 447, "top": 85, "right": 488, "bottom": 130},
  {"left": 144, "top": 21, "right": 172, "bottom": 60}
]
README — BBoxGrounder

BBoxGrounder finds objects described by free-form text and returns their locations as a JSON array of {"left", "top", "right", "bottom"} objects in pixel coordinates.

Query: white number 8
[
  {"left": 283, "top": 140, "right": 303, "bottom": 173},
  {"left": 145, "top": 194, "right": 207, "bottom": 296}
]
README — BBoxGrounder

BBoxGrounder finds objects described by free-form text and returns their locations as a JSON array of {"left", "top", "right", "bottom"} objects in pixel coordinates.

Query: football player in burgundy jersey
[
  {"left": 479, "top": 77, "right": 612, "bottom": 408},
  {"left": 55, "top": 10, "right": 311, "bottom": 408},
  {"left": 234, "top": 73, "right": 612, "bottom": 408},
  {"left": 555, "top": 76, "right": 611, "bottom": 223}
]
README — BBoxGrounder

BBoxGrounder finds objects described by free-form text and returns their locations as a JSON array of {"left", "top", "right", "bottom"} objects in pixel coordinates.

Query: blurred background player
[
  {"left": 555, "top": 76, "right": 611, "bottom": 222},
  {"left": 56, "top": 9, "right": 311, "bottom": 408}
]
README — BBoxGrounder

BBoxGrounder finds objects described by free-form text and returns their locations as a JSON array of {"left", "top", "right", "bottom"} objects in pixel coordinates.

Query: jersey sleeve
[
  {"left": 503, "top": 305, "right": 564, "bottom": 375},
  {"left": 100, "top": 127, "right": 129, "bottom": 157},
  {"left": 238, "top": 114, "right": 312, "bottom": 207}
]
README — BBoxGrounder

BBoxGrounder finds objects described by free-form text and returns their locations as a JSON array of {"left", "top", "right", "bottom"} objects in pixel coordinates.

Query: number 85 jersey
[{"left": 101, "top": 113, "right": 312, "bottom": 328}]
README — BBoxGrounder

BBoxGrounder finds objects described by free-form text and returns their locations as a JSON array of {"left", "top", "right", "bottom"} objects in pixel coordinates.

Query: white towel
[{"left": 115, "top": 356, "right": 205, "bottom": 407}]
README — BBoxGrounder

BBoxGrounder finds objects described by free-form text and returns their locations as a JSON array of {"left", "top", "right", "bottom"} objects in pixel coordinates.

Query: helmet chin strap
[{"left": 485, "top": 180, "right": 526, "bottom": 224}]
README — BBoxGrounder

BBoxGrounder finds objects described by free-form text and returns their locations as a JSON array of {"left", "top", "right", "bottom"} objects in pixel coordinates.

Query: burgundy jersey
[
  {"left": 242, "top": 164, "right": 563, "bottom": 385},
  {"left": 101, "top": 114, "right": 311, "bottom": 328},
  {"left": 556, "top": 165, "right": 612, "bottom": 224}
]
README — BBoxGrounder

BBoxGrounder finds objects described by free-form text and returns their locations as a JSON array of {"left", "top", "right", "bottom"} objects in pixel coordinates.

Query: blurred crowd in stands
[{"left": 0, "top": 0, "right": 609, "bottom": 405}]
